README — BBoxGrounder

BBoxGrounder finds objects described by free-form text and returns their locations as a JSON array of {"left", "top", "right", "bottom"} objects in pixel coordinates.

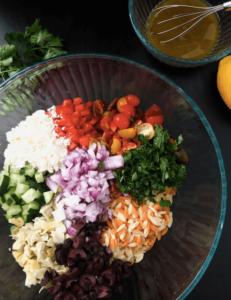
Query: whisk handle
[{"left": 224, "top": 1, "right": 231, "bottom": 8}]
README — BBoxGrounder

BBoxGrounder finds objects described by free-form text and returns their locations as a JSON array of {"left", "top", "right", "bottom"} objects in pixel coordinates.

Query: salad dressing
[{"left": 147, "top": 0, "right": 220, "bottom": 60}]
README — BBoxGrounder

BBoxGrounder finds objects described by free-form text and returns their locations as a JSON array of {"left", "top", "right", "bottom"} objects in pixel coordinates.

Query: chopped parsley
[
  {"left": 98, "top": 161, "right": 104, "bottom": 170},
  {"left": 113, "top": 125, "right": 186, "bottom": 205}
]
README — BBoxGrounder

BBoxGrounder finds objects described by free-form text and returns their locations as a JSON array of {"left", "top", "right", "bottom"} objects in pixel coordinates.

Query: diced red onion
[{"left": 47, "top": 143, "right": 124, "bottom": 225}]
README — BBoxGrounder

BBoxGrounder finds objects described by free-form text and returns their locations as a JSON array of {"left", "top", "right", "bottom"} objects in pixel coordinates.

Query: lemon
[{"left": 217, "top": 55, "right": 231, "bottom": 109}]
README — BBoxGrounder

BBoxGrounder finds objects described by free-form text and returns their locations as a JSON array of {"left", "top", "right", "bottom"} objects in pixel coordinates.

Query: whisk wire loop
[{"left": 149, "top": 2, "right": 231, "bottom": 43}]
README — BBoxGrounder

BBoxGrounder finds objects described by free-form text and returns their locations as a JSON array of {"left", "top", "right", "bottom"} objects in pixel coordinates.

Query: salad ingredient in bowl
[{"left": 1, "top": 95, "right": 187, "bottom": 299}]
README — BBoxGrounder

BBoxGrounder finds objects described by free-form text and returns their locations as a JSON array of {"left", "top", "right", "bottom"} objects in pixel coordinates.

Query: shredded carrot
[
  {"left": 106, "top": 219, "right": 114, "bottom": 229},
  {"left": 100, "top": 194, "right": 172, "bottom": 264}
]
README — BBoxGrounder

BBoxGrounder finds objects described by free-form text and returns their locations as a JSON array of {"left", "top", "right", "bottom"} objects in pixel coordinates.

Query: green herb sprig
[
  {"left": 113, "top": 125, "right": 186, "bottom": 206},
  {"left": 0, "top": 19, "right": 67, "bottom": 80}
]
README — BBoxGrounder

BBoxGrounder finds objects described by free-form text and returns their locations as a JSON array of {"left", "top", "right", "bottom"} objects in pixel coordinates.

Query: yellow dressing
[{"left": 147, "top": 0, "right": 220, "bottom": 60}]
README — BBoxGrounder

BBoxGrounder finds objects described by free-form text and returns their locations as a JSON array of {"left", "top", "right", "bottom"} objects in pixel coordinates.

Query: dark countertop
[{"left": 0, "top": 0, "right": 230, "bottom": 299}]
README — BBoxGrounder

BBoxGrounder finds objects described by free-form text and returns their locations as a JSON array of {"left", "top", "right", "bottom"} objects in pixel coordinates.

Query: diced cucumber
[
  {"left": 22, "top": 214, "right": 33, "bottom": 223},
  {"left": 10, "top": 225, "right": 17, "bottom": 234},
  {"left": 9, "top": 174, "right": 26, "bottom": 187},
  {"left": 11, "top": 194, "right": 21, "bottom": 204},
  {"left": 37, "top": 195, "right": 45, "bottom": 206},
  {"left": 7, "top": 205, "right": 22, "bottom": 216},
  {"left": 43, "top": 191, "right": 54, "bottom": 204},
  {"left": 2, "top": 202, "right": 10, "bottom": 211},
  {"left": 4, "top": 165, "right": 9, "bottom": 174},
  {"left": 0, "top": 174, "right": 10, "bottom": 194},
  {"left": 21, "top": 200, "right": 27, "bottom": 205},
  {"left": 15, "top": 183, "right": 30, "bottom": 198},
  {"left": 4, "top": 187, "right": 16, "bottom": 201},
  {"left": 20, "top": 168, "right": 25, "bottom": 175},
  {"left": 5, "top": 198, "right": 16, "bottom": 206},
  {"left": 35, "top": 171, "right": 44, "bottom": 183},
  {"left": 3, "top": 213, "right": 13, "bottom": 221},
  {"left": 0, "top": 195, "right": 5, "bottom": 205},
  {"left": 9, "top": 166, "right": 20, "bottom": 174},
  {"left": 22, "top": 204, "right": 29, "bottom": 215},
  {"left": 38, "top": 183, "right": 49, "bottom": 193},
  {"left": 21, "top": 188, "right": 38, "bottom": 203},
  {"left": 25, "top": 168, "right": 36, "bottom": 177},
  {"left": 28, "top": 201, "right": 39, "bottom": 214}
]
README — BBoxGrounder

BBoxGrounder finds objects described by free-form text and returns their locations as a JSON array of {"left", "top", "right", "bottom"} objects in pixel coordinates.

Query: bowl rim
[
  {"left": 128, "top": 0, "right": 231, "bottom": 66},
  {"left": 0, "top": 53, "right": 227, "bottom": 299}
]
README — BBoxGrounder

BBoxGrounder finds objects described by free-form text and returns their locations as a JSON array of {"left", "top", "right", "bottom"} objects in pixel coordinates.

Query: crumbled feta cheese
[{"left": 4, "top": 109, "right": 70, "bottom": 173}]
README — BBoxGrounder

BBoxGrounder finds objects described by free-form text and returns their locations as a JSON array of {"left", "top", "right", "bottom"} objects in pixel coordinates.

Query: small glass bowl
[{"left": 129, "top": 0, "right": 231, "bottom": 67}]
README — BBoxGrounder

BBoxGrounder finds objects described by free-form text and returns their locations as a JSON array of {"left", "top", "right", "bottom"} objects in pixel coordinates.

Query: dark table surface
[{"left": 0, "top": 0, "right": 230, "bottom": 299}]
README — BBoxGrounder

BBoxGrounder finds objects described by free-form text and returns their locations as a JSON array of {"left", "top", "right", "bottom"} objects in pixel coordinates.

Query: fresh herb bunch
[
  {"left": 0, "top": 19, "right": 67, "bottom": 80},
  {"left": 113, "top": 125, "right": 187, "bottom": 206}
]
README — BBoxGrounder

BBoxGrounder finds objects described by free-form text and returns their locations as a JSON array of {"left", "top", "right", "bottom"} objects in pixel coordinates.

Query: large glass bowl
[
  {"left": 0, "top": 54, "right": 226, "bottom": 300},
  {"left": 129, "top": 0, "right": 231, "bottom": 67}
]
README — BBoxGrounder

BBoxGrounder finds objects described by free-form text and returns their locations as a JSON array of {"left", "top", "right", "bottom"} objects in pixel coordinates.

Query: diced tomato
[
  {"left": 170, "top": 138, "right": 175, "bottom": 144},
  {"left": 89, "top": 118, "right": 97, "bottom": 125},
  {"left": 100, "top": 117, "right": 111, "bottom": 132},
  {"left": 62, "top": 99, "right": 74, "bottom": 109},
  {"left": 54, "top": 118, "right": 68, "bottom": 127},
  {"left": 77, "top": 129, "right": 84, "bottom": 136},
  {"left": 93, "top": 99, "right": 107, "bottom": 119},
  {"left": 86, "top": 101, "right": 93, "bottom": 108},
  {"left": 81, "top": 109, "right": 91, "bottom": 116},
  {"left": 73, "top": 98, "right": 83, "bottom": 105},
  {"left": 111, "top": 138, "right": 121, "bottom": 155},
  {"left": 80, "top": 117, "right": 87, "bottom": 127},
  {"left": 102, "top": 111, "right": 111, "bottom": 118},
  {"left": 83, "top": 123, "right": 94, "bottom": 133},
  {"left": 117, "top": 128, "right": 136, "bottom": 139},
  {"left": 71, "top": 116, "right": 80, "bottom": 126},
  {"left": 118, "top": 142, "right": 137, "bottom": 155},
  {"left": 113, "top": 113, "right": 130, "bottom": 130},
  {"left": 67, "top": 141, "right": 78, "bottom": 152},
  {"left": 56, "top": 105, "right": 62, "bottom": 116},
  {"left": 131, "top": 119, "right": 143, "bottom": 132},
  {"left": 117, "top": 97, "right": 127, "bottom": 112},
  {"left": 137, "top": 142, "right": 141, "bottom": 147},
  {"left": 108, "top": 97, "right": 119, "bottom": 111},
  {"left": 79, "top": 135, "right": 90, "bottom": 147},
  {"left": 113, "top": 132, "right": 120, "bottom": 139},
  {"left": 120, "top": 104, "right": 136, "bottom": 118},
  {"left": 75, "top": 104, "right": 85, "bottom": 111},
  {"left": 110, "top": 120, "right": 117, "bottom": 132},
  {"left": 125, "top": 95, "right": 140, "bottom": 107},
  {"left": 61, "top": 106, "right": 73, "bottom": 119},
  {"left": 103, "top": 132, "right": 112, "bottom": 141},
  {"left": 144, "top": 104, "right": 162, "bottom": 117},
  {"left": 146, "top": 115, "right": 164, "bottom": 126},
  {"left": 72, "top": 133, "right": 81, "bottom": 144},
  {"left": 134, "top": 106, "right": 142, "bottom": 119},
  {"left": 96, "top": 123, "right": 103, "bottom": 132},
  {"left": 110, "top": 109, "right": 118, "bottom": 119},
  {"left": 73, "top": 111, "right": 81, "bottom": 117},
  {"left": 65, "top": 128, "right": 77, "bottom": 138},
  {"left": 88, "top": 130, "right": 98, "bottom": 138}
]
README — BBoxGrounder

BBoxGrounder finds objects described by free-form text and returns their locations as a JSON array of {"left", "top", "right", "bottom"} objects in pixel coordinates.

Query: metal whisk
[{"left": 150, "top": 1, "right": 231, "bottom": 43}]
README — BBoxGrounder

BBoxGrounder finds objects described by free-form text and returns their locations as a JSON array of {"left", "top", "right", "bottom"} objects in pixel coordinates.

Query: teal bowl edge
[
  {"left": 0, "top": 53, "right": 227, "bottom": 300},
  {"left": 128, "top": 0, "right": 231, "bottom": 67}
]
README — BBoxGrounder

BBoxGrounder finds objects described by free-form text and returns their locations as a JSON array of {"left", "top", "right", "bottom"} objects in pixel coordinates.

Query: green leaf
[
  {"left": 25, "top": 19, "right": 41, "bottom": 36},
  {"left": 0, "top": 44, "right": 16, "bottom": 60},
  {"left": 177, "top": 134, "right": 183, "bottom": 146},
  {"left": 30, "top": 29, "right": 53, "bottom": 44},
  {"left": 159, "top": 198, "right": 172, "bottom": 208},
  {"left": 0, "top": 57, "right": 13, "bottom": 67},
  {"left": 4, "top": 32, "right": 29, "bottom": 53},
  {"left": 98, "top": 161, "right": 104, "bottom": 170}
]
